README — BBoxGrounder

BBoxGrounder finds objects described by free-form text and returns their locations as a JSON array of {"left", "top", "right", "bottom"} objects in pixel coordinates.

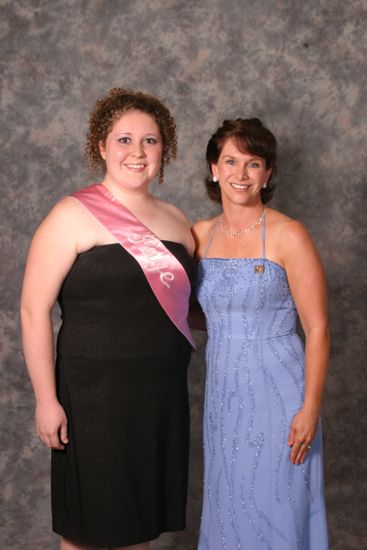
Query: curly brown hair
[
  {"left": 85, "top": 88, "right": 177, "bottom": 183},
  {"left": 205, "top": 118, "right": 277, "bottom": 204}
]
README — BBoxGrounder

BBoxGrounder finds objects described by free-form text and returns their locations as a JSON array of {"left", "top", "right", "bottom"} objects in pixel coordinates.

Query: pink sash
[{"left": 71, "top": 183, "right": 195, "bottom": 349}]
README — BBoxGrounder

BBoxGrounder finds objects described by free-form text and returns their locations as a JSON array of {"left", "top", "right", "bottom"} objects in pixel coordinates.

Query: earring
[
  {"left": 262, "top": 182, "right": 267, "bottom": 189},
  {"left": 213, "top": 176, "right": 218, "bottom": 182}
]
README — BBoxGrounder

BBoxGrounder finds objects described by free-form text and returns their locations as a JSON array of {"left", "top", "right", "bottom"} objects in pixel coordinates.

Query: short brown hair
[
  {"left": 205, "top": 118, "right": 277, "bottom": 203},
  {"left": 85, "top": 88, "right": 177, "bottom": 183}
]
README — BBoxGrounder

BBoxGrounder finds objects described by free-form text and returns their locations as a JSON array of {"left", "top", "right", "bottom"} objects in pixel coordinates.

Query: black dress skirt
[{"left": 51, "top": 242, "right": 196, "bottom": 547}]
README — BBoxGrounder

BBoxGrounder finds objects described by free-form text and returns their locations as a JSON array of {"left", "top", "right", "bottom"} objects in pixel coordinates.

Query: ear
[
  {"left": 265, "top": 167, "right": 272, "bottom": 181},
  {"left": 211, "top": 164, "right": 219, "bottom": 180},
  {"left": 99, "top": 140, "right": 106, "bottom": 160}
]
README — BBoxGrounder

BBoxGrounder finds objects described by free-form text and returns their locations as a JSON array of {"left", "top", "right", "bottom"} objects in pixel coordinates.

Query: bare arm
[
  {"left": 20, "top": 199, "right": 80, "bottom": 449},
  {"left": 280, "top": 221, "right": 329, "bottom": 464}
]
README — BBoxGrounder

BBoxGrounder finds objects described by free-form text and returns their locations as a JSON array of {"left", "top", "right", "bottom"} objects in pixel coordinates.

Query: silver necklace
[{"left": 219, "top": 208, "right": 265, "bottom": 238}]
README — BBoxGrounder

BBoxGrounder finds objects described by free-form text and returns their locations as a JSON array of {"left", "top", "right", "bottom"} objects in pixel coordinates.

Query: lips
[
  {"left": 231, "top": 183, "right": 250, "bottom": 190},
  {"left": 124, "top": 163, "right": 146, "bottom": 170}
]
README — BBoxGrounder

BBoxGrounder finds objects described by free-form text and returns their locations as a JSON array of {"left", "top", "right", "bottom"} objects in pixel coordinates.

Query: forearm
[
  {"left": 20, "top": 307, "right": 58, "bottom": 404},
  {"left": 302, "top": 324, "right": 330, "bottom": 413}
]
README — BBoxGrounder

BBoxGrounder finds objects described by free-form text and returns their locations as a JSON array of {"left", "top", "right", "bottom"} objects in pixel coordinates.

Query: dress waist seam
[
  {"left": 208, "top": 330, "right": 298, "bottom": 341},
  {"left": 56, "top": 349, "right": 192, "bottom": 361}
]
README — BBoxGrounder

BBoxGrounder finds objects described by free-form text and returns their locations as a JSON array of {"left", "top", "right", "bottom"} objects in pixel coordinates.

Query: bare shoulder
[
  {"left": 155, "top": 198, "right": 190, "bottom": 226},
  {"left": 192, "top": 217, "right": 218, "bottom": 238},
  {"left": 34, "top": 196, "right": 79, "bottom": 236},
  {"left": 32, "top": 195, "right": 97, "bottom": 255},
  {"left": 267, "top": 208, "right": 312, "bottom": 244},
  {"left": 265, "top": 207, "right": 293, "bottom": 226},
  {"left": 266, "top": 208, "right": 321, "bottom": 268},
  {"left": 24, "top": 197, "right": 83, "bottom": 282},
  {"left": 40, "top": 195, "right": 86, "bottom": 226},
  {"left": 192, "top": 216, "right": 219, "bottom": 257},
  {"left": 153, "top": 198, "right": 195, "bottom": 255}
]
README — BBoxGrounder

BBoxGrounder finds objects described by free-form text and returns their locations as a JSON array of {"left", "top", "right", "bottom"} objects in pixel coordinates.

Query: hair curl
[
  {"left": 205, "top": 118, "right": 277, "bottom": 204},
  {"left": 85, "top": 88, "right": 177, "bottom": 183}
]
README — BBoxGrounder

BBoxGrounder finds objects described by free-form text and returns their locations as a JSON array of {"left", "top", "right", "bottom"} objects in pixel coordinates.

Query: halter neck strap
[
  {"left": 262, "top": 210, "right": 266, "bottom": 259},
  {"left": 203, "top": 219, "right": 219, "bottom": 258}
]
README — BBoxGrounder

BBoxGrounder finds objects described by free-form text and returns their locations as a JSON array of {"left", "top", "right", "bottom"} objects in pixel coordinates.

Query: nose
[
  {"left": 131, "top": 140, "right": 146, "bottom": 157},
  {"left": 239, "top": 163, "right": 249, "bottom": 179}
]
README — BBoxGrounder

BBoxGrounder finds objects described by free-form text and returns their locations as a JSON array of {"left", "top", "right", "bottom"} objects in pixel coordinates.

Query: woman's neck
[
  {"left": 101, "top": 179, "right": 154, "bottom": 210},
  {"left": 221, "top": 201, "right": 264, "bottom": 232}
]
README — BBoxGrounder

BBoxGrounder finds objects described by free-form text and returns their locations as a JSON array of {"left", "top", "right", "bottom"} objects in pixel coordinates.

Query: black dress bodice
[{"left": 56, "top": 242, "right": 196, "bottom": 359}]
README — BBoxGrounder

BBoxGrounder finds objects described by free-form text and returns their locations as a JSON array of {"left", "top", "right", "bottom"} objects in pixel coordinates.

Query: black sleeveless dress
[{"left": 51, "top": 242, "right": 196, "bottom": 547}]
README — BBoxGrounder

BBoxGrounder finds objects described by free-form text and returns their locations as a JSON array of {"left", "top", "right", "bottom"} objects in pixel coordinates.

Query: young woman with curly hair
[{"left": 21, "top": 88, "right": 196, "bottom": 550}]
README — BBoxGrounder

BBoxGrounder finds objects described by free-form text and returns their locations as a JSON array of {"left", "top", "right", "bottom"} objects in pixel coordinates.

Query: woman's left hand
[{"left": 288, "top": 407, "right": 319, "bottom": 464}]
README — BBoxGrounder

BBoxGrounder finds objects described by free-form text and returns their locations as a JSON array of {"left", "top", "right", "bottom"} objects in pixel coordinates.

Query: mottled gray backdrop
[{"left": 1, "top": 0, "right": 366, "bottom": 549}]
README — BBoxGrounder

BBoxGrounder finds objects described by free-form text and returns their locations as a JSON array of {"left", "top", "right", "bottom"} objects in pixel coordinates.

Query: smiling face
[
  {"left": 211, "top": 138, "right": 272, "bottom": 207},
  {"left": 99, "top": 109, "right": 163, "bottom": 193}
]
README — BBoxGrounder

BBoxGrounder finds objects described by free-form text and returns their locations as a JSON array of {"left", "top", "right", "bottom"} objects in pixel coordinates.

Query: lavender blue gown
[{"left": 196, "top": 215, "right": 328, "bottom": 550}]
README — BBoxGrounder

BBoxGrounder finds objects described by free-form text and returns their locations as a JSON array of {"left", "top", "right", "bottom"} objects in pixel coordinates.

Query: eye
[
  {"left": 145, "top": 137, "right": 159, "bottom": 145},
  {"left": 118, "top": 136, "right": 131, "bottom": 144},
  {"left": 225, "top": 159, "right": 235, "bottom": 165},
  {"left": 248, "top": 161, "right": 261, "bottom": 168}
]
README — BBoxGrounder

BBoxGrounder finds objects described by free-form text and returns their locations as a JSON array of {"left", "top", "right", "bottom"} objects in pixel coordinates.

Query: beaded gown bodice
[{"left": 199, "top": 257, "right": 297, "bottom": 341}]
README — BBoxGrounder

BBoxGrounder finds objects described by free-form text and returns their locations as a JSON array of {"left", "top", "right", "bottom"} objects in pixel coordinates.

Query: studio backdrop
[{"left": 1, "top": 1, "right": 366, "bottom": 549}]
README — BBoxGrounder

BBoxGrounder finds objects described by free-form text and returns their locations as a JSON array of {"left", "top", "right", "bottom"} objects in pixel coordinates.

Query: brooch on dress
[{"left": 254, "top": 264, "right": 265, "bottom": 273}]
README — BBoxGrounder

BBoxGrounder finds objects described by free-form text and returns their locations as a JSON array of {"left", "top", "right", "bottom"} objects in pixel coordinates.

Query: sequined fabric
[{"left": 196, "top": 258, "right": 328, "bottom": 550}]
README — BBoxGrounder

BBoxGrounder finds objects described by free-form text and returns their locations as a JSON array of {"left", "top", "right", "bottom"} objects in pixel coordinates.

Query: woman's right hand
[{"left": 35, "top": 400, "right": 68, "bottom": 450}]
